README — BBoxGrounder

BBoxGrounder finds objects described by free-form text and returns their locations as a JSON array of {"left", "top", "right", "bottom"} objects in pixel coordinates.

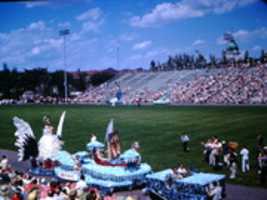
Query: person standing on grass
[
  {"left": 257, "top": 134, "right": 264, "bottom": 152},
  {"left": 180, "top": 133, "right": 190, "bottom": 152},
  {"left": 240, "top": 145, "right": 250, "bottom": 173},
  {"left": 258, "top": 147, "right": 267, "bottom": 185},
  {"left": 222, "top": 140, "right": 230, "bottom": 167},
  {"left": 229, "top": 151, "right": 238, "bottom": 179}
]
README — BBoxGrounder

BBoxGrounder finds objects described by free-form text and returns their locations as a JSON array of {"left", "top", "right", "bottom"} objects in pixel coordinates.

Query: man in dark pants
[
  {"left": 259, "top": 147, "right": 267, "bottom": 185},
  {"left": 180, "top": 134, "right": 190, "bottom": 152}
]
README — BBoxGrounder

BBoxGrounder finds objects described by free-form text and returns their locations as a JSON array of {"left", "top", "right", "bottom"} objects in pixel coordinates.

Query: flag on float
[
  {"left": 105, "top": 119, "right": 114, "bottom": 143},
  {"left": 56, "top": 111, "right": 66, "bottom": 138}
]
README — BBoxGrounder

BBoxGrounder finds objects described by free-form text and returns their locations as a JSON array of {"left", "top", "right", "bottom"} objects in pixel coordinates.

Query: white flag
[{"left": 105, "top": 119, "right": 114, "bottom": 142}]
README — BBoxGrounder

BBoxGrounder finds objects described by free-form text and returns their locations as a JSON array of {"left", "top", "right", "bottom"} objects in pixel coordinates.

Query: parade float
[
  {"left": 145, "top": 169, "right": 225, "bottom": 200},
  {"left": 13, "top": 114, "right": 152, "bottom": 194}
]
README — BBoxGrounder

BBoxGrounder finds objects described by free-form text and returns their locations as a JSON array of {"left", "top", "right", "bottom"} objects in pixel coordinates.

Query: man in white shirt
[{"left": 240, "top": 145, "right": 250, "bottom": 173}]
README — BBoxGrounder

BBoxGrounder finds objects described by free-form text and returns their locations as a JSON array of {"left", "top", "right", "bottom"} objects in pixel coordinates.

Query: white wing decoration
[
  {"left": 13, "top": 117, "right": 38, "bottom": 161},
  {"left": 56, "top": 111, "right": 66, "bottom": 138},
  {"left": 13, "top": 117, "right": 35, "bottom": 139}
]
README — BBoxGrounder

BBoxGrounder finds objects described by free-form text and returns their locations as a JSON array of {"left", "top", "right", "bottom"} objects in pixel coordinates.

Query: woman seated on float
[
  {"left": 107, "top": 130, "right": 121, "bottom": 160},
  {"left": 173, "top": 164, "right": 191, "bottom": 179},
  {"left": 91, "top": 141, "right": 141, "bottom": 167}
]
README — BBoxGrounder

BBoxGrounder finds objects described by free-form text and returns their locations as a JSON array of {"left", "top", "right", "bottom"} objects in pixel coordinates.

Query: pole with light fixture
[{"left": 59, "top": 29, "right": 70, "bottom": 102}]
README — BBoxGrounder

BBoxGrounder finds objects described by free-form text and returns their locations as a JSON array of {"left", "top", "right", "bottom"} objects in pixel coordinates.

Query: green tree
[
  {"left": 90, "top": 70, "right": 116, "bottom": 86},
  {"left": 209, "top": 54, "right": 217, "bottom": 68},
  {"left": 244, "top": 50, "right": 250, "bottom": 62},
  {"left": 150, "top": 60, "right": 156, "bottom": 71},
  {"left": 260, "top": 49, "right": 266, "bottom": 63}
]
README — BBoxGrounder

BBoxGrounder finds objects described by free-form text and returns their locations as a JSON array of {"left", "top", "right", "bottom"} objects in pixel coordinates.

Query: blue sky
[{"left": 0, "top": 0, "right": 267, "bottom": 71}]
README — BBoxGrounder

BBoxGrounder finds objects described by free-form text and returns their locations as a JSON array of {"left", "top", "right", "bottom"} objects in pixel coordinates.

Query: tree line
[
  {"left": 149, "top": 50, "right": 267, "bottom": 71},
  {"left": 0, "top": 64, "right": 116, "bottom": 99}
]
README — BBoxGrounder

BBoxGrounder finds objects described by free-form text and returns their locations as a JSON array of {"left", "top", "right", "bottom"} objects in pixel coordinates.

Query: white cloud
[
  {"left": 69, "top": 32, "right": 81, "bottom": 42},
  {"left": 25, "top": 0, "right": 93, "bottom": 8},
  {"left": 232, "top": 29, "right": 249, "bottom": 39},
  {"left": 130, "top": 2, "right": 204, "bottom": 28},
  {"left": 105, "top": 33, "right": 137, "bottom": 55},
  {"left": 76, "top": 8, "right": 102, "bottom": 21},
  {"left": 25, "top": 2, "right": 49, "bottom": 8},
  {"left": 28, "top": 21, "right": 46, "bottom": 31},
  {"left": 216, "top": 36, "right": 226, "bottom": 45},
  {"left": 0, "top": 33, "right": 8, "bottom": 42},
  {"left": 234, "top": 27, "right": 267, "bottom": 40},
  {"left": 58, "top": 22, "right": 71, "bottom": 29},
  {"left": 31, "top": 47, "right": 41, "bottom": 55},
  {"left": 133, "top": 40, "right": 152, "bottom": 50},
  {"left": 76, "top": 8, "right": 104, "bottom": 33},
  {"left": 130, "top": 0, "right": 257, "bottom": 28},
  {"left": 252, "top": 45, "right": 261, "bottom": 51},
  {"left": 119, "top": 33, "right": 137, "bottom": 42},
  {"left": 0, "top": 19, "right": 101, "bottom": 70},
  {"left": 192, "top": 39, "right": 205, "bottom": 46},
  {"left": 191, "top": 0, "right": 257, "bottom": 14},
  {"left": 81, "top": 19, "right": 104, "bottom": 32},
  {"left": 0, "top": 21, "right": 62, "bottom": 68}
]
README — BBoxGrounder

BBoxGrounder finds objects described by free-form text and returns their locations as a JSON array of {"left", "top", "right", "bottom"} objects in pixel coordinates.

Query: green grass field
[{"left": 0, "top": 105, "right": 267, "bottom": 187}]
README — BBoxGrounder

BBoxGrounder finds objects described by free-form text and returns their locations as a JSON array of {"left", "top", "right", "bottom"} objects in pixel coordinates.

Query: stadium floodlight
[{"left": 59, "top": 29, "right": 70, "bottom": 102}]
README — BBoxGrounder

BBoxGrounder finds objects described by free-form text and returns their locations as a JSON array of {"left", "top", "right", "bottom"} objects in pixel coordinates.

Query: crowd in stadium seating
[
  {"left": 71, "top": 85, "right": 116, "bottom": 104},
  {"left": 73, "top": 62, "right": 266, "bottom": 105},
  {"left": 171, "top": 63, "right": 266, "bottom": 104}
]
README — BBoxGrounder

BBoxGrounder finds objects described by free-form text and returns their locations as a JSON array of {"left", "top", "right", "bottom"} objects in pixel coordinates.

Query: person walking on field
[
  {"left": 180, "top": 134, "right": 190, "bottom": 152},
  {"left": 258, "top": 147, "right": 267, "bottom": 185},
  {"left": 240, "top": 145, "right": 250, "bottom": 173}
]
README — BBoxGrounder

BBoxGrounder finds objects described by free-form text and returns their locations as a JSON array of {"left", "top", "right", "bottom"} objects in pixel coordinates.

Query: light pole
[{"left": 59, "top": 29, "right": 70, "bottom": 102}]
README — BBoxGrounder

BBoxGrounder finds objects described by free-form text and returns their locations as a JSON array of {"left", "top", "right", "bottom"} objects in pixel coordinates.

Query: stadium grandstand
[{"left": 73, "top": 62, "right": 267, "bottom": 105}]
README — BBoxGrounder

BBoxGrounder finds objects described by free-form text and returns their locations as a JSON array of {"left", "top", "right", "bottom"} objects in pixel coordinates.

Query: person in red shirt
[
  {"left": 11, "top": 189, "right": 23, "bottom": 200},
  {"left": 24, "top": 179, "right": 39, "bottom": 193}
]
